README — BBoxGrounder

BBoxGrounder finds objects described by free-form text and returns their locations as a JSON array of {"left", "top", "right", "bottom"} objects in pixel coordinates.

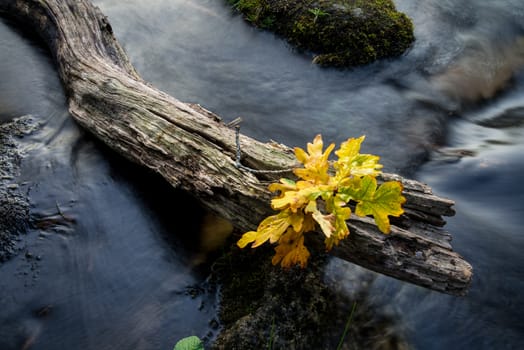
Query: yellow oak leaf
[
  {"left": 313, "top": 211, "right": 336, "bottom": 238},
  {"left": 268, "top": 178, "right": 297, "bottom": 193},
  {"left": 293, "top": 134, "right": 335, "bottom": 183},
  {"left": 289, "top": 211, "right": 304, "bottom": 232},
  {"left": 305, "top": 200, "right": 336, "bottom": 238},
  {"left": 332, "top": 198, "right": 351, "bottom": 238},
  {"left": 335, "top": 135, "right": 365, "bottom": 160},
  {"left": 324, "top": 235, "right": 340, "bottom": 251},
  {"left": 334, "top": 136, "right": 383, "bottom": 178},
  {"left": 294, "top": 134, "right": 333, "bottom": 165},
  {"left": 322, "top": 197, "right": 351, "bottom": 250},
  {"left": 302, "top": 213, "right": 317, "bottom": 233},
  {"left": 271, "top": 185, "right": 320, "bottom": 213},
  {"left": 236, "top": 210, "right": 293, "bottom": 249},
  {"left": 270, "top": 181, "right": 331, "bottom": 213},
  {"left": 272, "top": 229, "right": 310, "bottom": 268},
  {"left": 353, "top": 176, "right": 405, "bottom": 233},
  {"left": 237, "top": 230, "right": 258, "bottom": 249},
  {"left": 238, "top": 134, "right": 405, "bottom": 269}
]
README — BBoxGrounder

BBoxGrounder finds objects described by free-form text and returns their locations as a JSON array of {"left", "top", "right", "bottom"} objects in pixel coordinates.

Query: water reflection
[
  {"left": 1, "top": 127, "right": 219, "bottom": 349},
  {"left": 0, "top": 19, "right": 64, "bottom": 123}
]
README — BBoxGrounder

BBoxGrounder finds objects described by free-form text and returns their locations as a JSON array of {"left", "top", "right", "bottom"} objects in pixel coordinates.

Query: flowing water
[{"left": 1, "top": 0, "right": 524, "bottom": 348}]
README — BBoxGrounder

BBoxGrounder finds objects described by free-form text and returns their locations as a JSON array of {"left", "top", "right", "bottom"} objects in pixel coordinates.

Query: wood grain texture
[{"left": 0, "top": 0, "right": 472, "bottom": 295}]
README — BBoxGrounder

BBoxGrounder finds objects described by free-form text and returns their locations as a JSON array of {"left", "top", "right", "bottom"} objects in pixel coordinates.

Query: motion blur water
[
  {"left": 394, "top": 80, "right": 524, "bottom": 349},
  {"left": 0, "top": 15, "right": 217, "bottom": 350},
  {"left": 1, "top": 0, "right": 524, "bottom": 348},
  {"left": 0, "top": 19, "right": 64, "bottom": 123}
]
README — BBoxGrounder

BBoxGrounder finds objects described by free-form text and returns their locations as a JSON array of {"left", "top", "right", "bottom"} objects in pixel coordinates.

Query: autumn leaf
[
  {"left": 237, "top": 230, "right": 259, "bottom": 249},
  {"left": 295, "top": 134, "right": 333, "bottom": 166},
  {"left": 272, "top": 229, "right": 310, "bottom": 268},
  {"left": 322, "top": 196, "right": 351, "bottom": 250},
  {"left": 268, "top": 178, "right": 297, "bottom": 194},
  {"left": 331, "top": 197, "right": 351, "bottom": 238},
  {"left": 287, "top": 210, "right": 303, "bottom": 232},
  {"left": 271, "top": 183, "right": 322, "bottom": 213},
  {"left": 334, "top": 136, "right": 382, "bottom": 178},
  {"left": 335, "top": 136, "right": 365, "bottom": 161},
  {"left": 237, "top": 209, "right": 293, "bottom": 248},
  {"left": 353, "top": 176, "right": 405, "bottom": 233},
  {"left": 301, "top": 213, "right": 317, "bottom": 233},
  {"left": 312, "top": 210, "right": 336, "bottom": 238},
  {"left": 294, "top": 134, "right": 335, "bottom": 183},
  {"left": 237, "top": 134, "right": 405, "bottom": 269}
]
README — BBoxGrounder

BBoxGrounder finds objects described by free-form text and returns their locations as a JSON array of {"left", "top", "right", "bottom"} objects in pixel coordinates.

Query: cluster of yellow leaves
[{"left": 237, "top": 135, "right": 406, "bottom": 268}]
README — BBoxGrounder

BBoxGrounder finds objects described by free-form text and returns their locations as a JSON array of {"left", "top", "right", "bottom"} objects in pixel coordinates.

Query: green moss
[
  {"left": 226, "top": 0, "right": 415, "bottom": 67},
  {"left": 210, "top": 235, "right": 410, "bottom": 349},
  {"left": 211, "top": 243, "right": 273, "bottom": 325},
  {"left": 210, "top": 238, "right": 341, "bottom": 349}
]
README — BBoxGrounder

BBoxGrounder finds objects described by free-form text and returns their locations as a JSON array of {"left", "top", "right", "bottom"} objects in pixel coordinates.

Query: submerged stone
[
  {"left": 0, "top": 116, "right": 35, "bottom": 263},
  {"left": 227, "top": 0, "right": 415, "bottom": 67}
]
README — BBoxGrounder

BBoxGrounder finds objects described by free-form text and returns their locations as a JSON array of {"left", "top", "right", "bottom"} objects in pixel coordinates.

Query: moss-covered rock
[
  {"left": 227, "top": 0, "right": 414, "bottom": 67},
  {"left": 210, "top": 238, "right": 409, "bottom": 349},
  {"left": 211, "top": 244, "right": 345, "bottom": 349}
]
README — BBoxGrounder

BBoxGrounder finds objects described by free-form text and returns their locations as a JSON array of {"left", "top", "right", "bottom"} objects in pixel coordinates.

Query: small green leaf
[
  {"left": 174, "top": 336, "right": 204, "bottom": 350},
  {"left": 353, "top": 176, "right": 405, "bottom": 233}
]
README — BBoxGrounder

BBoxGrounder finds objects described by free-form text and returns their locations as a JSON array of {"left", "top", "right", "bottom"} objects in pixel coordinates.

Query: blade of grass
[
  {"left": 336, "top": 301, "right": 357, "bottom": 350},
  {"left": 268, "top": 315, "right": 276, "bottom": 350}
]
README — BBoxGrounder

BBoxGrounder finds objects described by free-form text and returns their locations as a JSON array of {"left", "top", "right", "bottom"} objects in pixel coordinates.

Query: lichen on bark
[{"left": 227, "top": 0, "right": 415, "bottom": 67}]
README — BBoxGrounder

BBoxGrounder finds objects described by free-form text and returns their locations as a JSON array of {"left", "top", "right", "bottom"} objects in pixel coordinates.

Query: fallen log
[{"left": 0, "top": 0, "right": 472, "bottom": 295}]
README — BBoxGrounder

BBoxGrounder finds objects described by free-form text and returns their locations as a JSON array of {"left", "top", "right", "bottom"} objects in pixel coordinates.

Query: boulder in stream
[{"left": 227, "top": 0, "right": 415, "bottom": 67}]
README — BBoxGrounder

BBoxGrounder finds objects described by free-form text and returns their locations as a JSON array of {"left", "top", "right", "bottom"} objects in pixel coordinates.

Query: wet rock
[
  {"left": 227, "top": 0, "right": 414, "bottom": 68},
  {"left": 211, "top": 242, "right": 409, "bottom": 349},
  {"left": 0, "top": 116, "right": 35, "bottom": 263},
  {"left": 211, "top": 246, "right": 338, "bottom": 349},
  {"left": 431, "top": 147, "right": 476, "bottom": 164},
  {"left": 476, "top": 106, "right": 524, "bottom": 129}
]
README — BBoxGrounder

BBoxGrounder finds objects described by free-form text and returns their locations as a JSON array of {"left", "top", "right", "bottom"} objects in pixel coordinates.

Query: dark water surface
[
  {"left": 1, "top": 0, "right": 524, "bottom": 348},
  {"left": 0, "top": 14, "right": 217, "bottom": 350}
]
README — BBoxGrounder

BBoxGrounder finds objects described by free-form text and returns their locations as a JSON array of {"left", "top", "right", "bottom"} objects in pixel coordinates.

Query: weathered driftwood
[{"left": 0, "top": 0, "right": 472, "bottom": 295}]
